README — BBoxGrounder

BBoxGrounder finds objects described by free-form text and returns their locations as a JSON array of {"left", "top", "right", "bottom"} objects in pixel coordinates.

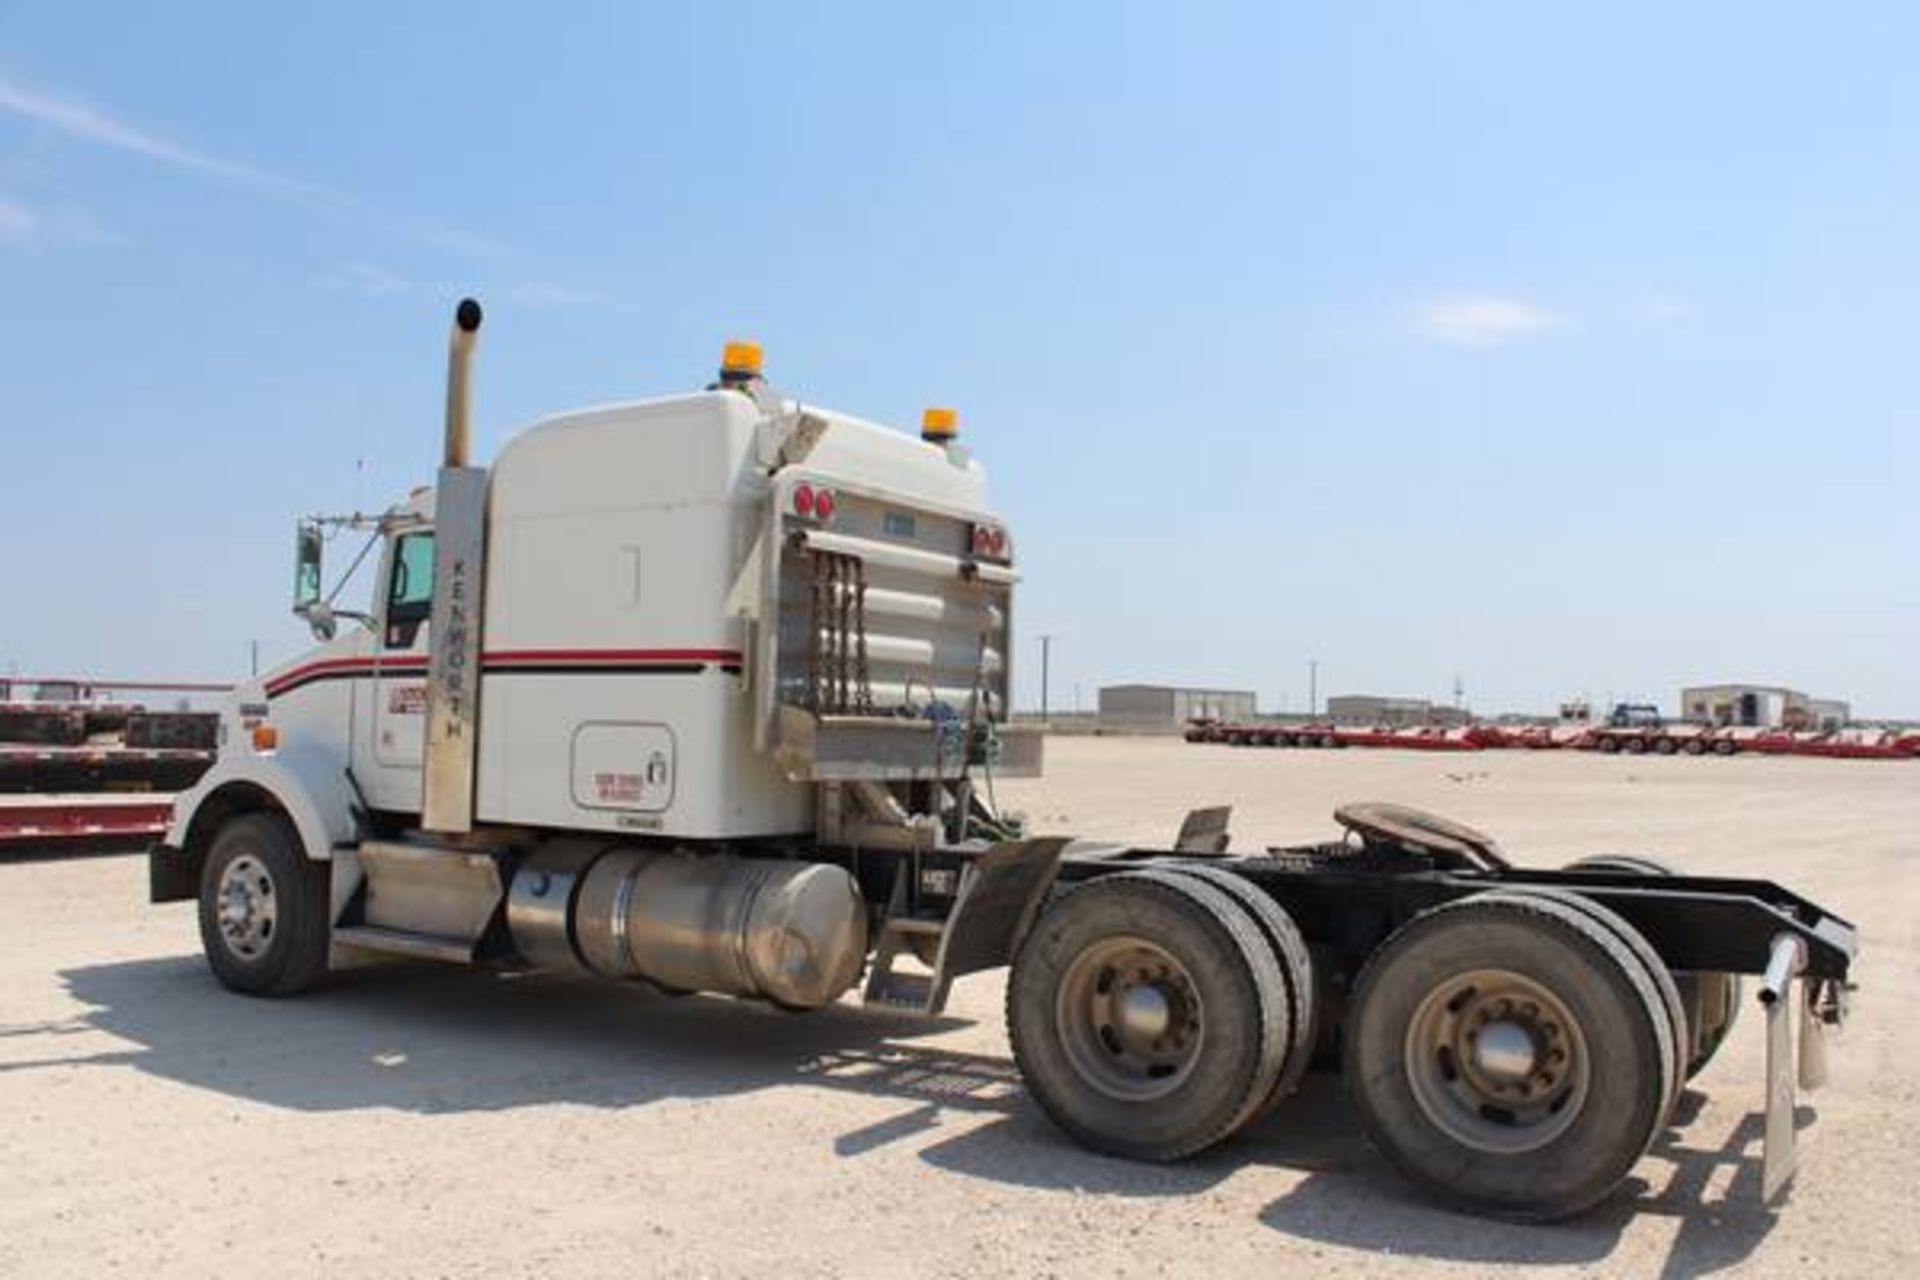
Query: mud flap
[
  {"left": 936, "top": 837, "right": 1070, "bottom": 983},
  {"left": 1760, "top": 933, "right": 1843, "bottom": 1202},
  {"left": 864, "top": 837, "right": 1068, "bottom": 1015},
  {"left": 1173, "top": 806, "right": 1232, "bottom": 854}
]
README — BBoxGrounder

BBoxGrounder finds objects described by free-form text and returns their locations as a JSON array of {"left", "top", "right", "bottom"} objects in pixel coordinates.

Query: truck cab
[{"left": 155, "top": 312, "right": 1037, "bottom": 982}]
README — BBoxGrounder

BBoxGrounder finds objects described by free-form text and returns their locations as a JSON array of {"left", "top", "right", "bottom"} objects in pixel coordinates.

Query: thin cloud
[
  {"left": 1408, "top": 295, "right": 1569, "bottom": 347},
  {"left": 0, "top": 73, "right": 497, "bottom": 257},
  {"left": 0, "top": 74, "right": 316, "bottom": 195},
  {"left": 0, "top": 192, "right": 127, "bottom": 249},
  {"left": 0, "top": 196, "right": 35, "bottom": 244}
]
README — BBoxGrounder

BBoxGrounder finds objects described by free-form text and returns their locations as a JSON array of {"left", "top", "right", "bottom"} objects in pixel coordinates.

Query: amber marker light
[{"left": 922, "top": 406, "right": 959, "bottom": 443}]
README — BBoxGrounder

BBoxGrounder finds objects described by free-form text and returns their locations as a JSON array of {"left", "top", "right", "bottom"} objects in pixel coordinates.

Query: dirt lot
[{"left": 2, "top": 739, "right": 1915, "bottom": 1278}]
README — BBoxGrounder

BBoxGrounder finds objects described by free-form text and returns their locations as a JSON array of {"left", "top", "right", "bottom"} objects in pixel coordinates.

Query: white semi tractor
[{"left": 152, "top": 302, "right": 1855, "bottom": 1220}]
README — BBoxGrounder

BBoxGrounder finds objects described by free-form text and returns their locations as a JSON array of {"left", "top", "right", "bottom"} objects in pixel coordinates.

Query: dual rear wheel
[
  {"left": 1007, "top": 868, "right": 1313, "bottom": 1162},
  {"left": 1344, "top": 890, "right": 1678, "bottom": 1220},
  {"left": 1563, "top": 854, "right": 1743, "bottom": 1077},
  {"left": 1012, "top": 868, "right": 1694, "bottom": 1220}
]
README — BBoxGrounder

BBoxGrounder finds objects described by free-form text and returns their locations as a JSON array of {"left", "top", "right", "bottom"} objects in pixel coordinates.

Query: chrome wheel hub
[
  {"left": 1473, "top": 1020, "right": 1539, "bottom": 1081},
  {"left": 1056, "top": 937, "right": 1204, "bottom": 1101},
  {"left": 1404, "top": 969, "right": 1590, "bottom": 1153},
  {"left": 216, "top": 853, "right": 278, "bottom": 960}
]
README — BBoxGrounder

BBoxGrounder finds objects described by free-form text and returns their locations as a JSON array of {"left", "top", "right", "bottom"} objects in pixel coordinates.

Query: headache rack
[{"left": 752, "top": 473, "right": 1041, "bottom": 783}]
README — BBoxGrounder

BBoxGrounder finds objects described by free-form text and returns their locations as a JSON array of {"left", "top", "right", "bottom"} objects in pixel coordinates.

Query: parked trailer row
[
  {"left": 0, "top": 680, "right": 226, "bottom": 847},
  {"left": 0, "top": 793, "right": 175, "bottom": 844},
  {"left": 1185, "top": 719, "right": 1487, "bottom": 752},
  {"left": 1187, "top": 718, "right": 1920, "bottom": 760}
]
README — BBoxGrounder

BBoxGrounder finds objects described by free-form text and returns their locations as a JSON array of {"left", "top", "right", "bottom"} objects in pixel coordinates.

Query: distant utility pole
[
  {"left": 250, "top": 640, "right": 260, "bottom": 677},
  {"left": 1453, "top": 674, "right": 1464, "bottom": 709},
  {"left": 1038, "top": 635, "right": 1056, "bottom": 723},
  {"left": 1308, "top": 659, "right": 1319, "bottom": 717}
]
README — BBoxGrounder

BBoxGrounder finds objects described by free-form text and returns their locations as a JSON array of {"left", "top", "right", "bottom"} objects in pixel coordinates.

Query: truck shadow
[
  {"left": 48, "top": 955, "right": 1791, "bottom": 1273},
  {"left": 1252, "top": 1086, "right": 1803, "bottom": 1276},
  {"left": 50, "top": 955, "right": 1000, "bottom": 1117}
]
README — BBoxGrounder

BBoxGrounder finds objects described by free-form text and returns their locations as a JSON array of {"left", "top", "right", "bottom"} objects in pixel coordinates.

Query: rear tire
[
  {"left": 1487, "top": 884, "right": 1687, "bottom": 1118},
  {"left": 1008, "top": 872, "right": 1287, "bottom": 1161},
  {"left": 197, "top": 812, "right": 331, "bottom": 997},
  {"left": 1144, "top": 863, "right": 1316, "bottom": 1115},
  {"left": 1563, "top": 854, "right": 1743, "bottom": 1077},
  {"left": 1346, "top": 893, "right": 1674, "bottom": 1221}
]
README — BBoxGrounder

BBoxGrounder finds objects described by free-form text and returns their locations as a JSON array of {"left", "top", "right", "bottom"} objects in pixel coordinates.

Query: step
[
  {"left": 332, "top": 924, "right": 476, "bottom": 965},
  {"left": 865, "top": 970, "right": 935, "bottom": 1010},
  {"left": 881, "top": 916, "right": 946, "bottom": 937}
]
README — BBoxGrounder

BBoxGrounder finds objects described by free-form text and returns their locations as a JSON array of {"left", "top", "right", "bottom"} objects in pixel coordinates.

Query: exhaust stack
[
  {"left": 444, "top": 298, "right": 483, "bottom": 467},
  {"left": 423, "top": 297, "right": 490, "bottom": 834}
]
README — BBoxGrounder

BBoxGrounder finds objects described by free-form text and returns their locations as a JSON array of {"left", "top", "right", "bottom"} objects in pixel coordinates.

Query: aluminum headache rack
[{"left": 756, "top": 480, "right": 1041, "bottom": 782}]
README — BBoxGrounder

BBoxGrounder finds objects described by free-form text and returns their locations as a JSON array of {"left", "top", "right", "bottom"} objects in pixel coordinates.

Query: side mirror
[
  {"left": 293, "top": 523, "right": 336, "bottom": 639},
  {"left": 294, "top": 523, "right": 323, "bottom": 612}
]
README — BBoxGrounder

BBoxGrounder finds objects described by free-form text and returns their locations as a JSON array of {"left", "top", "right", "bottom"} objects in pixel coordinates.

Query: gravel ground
[{"left": 1, "top": 738, "right": 1914, "bottom": 1278}]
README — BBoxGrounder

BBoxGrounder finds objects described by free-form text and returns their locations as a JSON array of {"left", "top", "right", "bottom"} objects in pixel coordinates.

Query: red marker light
[
  {"left": 814, "top": 489, "right": 836, "bottom": 521},
  {"left": 971, "top": 524, "right": 1010, "bottom": 560},
  {"left": 793, "top": 483, "right": 815, "bottom": 517}
]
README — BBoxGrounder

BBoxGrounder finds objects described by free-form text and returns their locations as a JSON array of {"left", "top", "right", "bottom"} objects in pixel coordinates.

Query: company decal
[
  {"left": 593, "top": 771, "right": 648, "bottom": 805},
  {"left": 386, "top": 684, "right": 427, "bottom": 716}
]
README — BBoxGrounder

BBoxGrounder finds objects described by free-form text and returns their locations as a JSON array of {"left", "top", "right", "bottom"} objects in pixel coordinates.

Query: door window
[{"left": 384, "top": 532, "right": 436, "bottom": 648}]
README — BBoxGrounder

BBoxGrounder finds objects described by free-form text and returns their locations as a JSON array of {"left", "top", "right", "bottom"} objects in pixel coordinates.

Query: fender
[
  {"left": 152, "top": 746, "right": 362, "bottom": 908},
  {"left": 166, "top": 748, "right": 356, "bottom": 863}
]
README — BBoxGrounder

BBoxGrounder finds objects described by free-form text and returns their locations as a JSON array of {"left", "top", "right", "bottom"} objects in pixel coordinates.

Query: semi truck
[{"left": 151, "top": 302, "right": 1855, "bottom": 1221}]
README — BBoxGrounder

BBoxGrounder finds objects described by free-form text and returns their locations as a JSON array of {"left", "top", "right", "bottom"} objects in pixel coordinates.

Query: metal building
[
  {"left": 1681, "top": 684, "right": 1841, "bottom": 729},
  {"left": 1098, "top": 685, "right": 1256, "bottom": 731},
  {"left": 1810, "top": 699, "right": 1852, "bottom": 730}
]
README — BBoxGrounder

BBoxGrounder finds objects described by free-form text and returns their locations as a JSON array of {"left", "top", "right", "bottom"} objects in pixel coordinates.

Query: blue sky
[{"left": 2, "top": 3, "right": 1915, "bottom": 717}]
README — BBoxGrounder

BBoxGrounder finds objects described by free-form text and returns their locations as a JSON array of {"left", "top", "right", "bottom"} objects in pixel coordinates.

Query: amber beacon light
[{"left": 921, "top": 406, "right": 959, "bottom": 443}]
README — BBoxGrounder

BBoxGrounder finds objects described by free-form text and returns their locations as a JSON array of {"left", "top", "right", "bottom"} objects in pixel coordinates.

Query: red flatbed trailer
[{"left": 0, "top": 792, "right": 174, "bottom": 844}]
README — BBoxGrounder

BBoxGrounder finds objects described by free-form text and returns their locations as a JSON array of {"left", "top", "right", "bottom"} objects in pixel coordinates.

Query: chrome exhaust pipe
[
  {"left": 423, "top": 296, "right": 486, "bottom": 834},
  {"left": 444, "top": 297, "right": 483, "bottom": 467}
]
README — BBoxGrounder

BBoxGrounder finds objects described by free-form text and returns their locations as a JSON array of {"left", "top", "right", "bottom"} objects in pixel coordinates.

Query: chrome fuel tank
[{"left": 512, "top": 846, "right": 867, "bottom": 1010}]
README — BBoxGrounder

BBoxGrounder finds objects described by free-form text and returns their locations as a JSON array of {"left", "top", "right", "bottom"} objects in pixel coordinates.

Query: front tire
[{"left": 198, "top": 812, "right": 331, "bottom": 996}]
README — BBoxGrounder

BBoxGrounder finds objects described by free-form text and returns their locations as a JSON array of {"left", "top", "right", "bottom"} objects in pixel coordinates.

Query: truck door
[{"left": 360, "top": 530, "right": 435, "bottom": 808}]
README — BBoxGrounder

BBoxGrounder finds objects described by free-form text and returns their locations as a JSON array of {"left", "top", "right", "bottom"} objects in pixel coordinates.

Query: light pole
[
  {"left": 1038, "top": 634, "right": 1055, "bottom": 724},
  {"left": 1308, "top": 658, "right": 1319, "bottom": 717}
]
